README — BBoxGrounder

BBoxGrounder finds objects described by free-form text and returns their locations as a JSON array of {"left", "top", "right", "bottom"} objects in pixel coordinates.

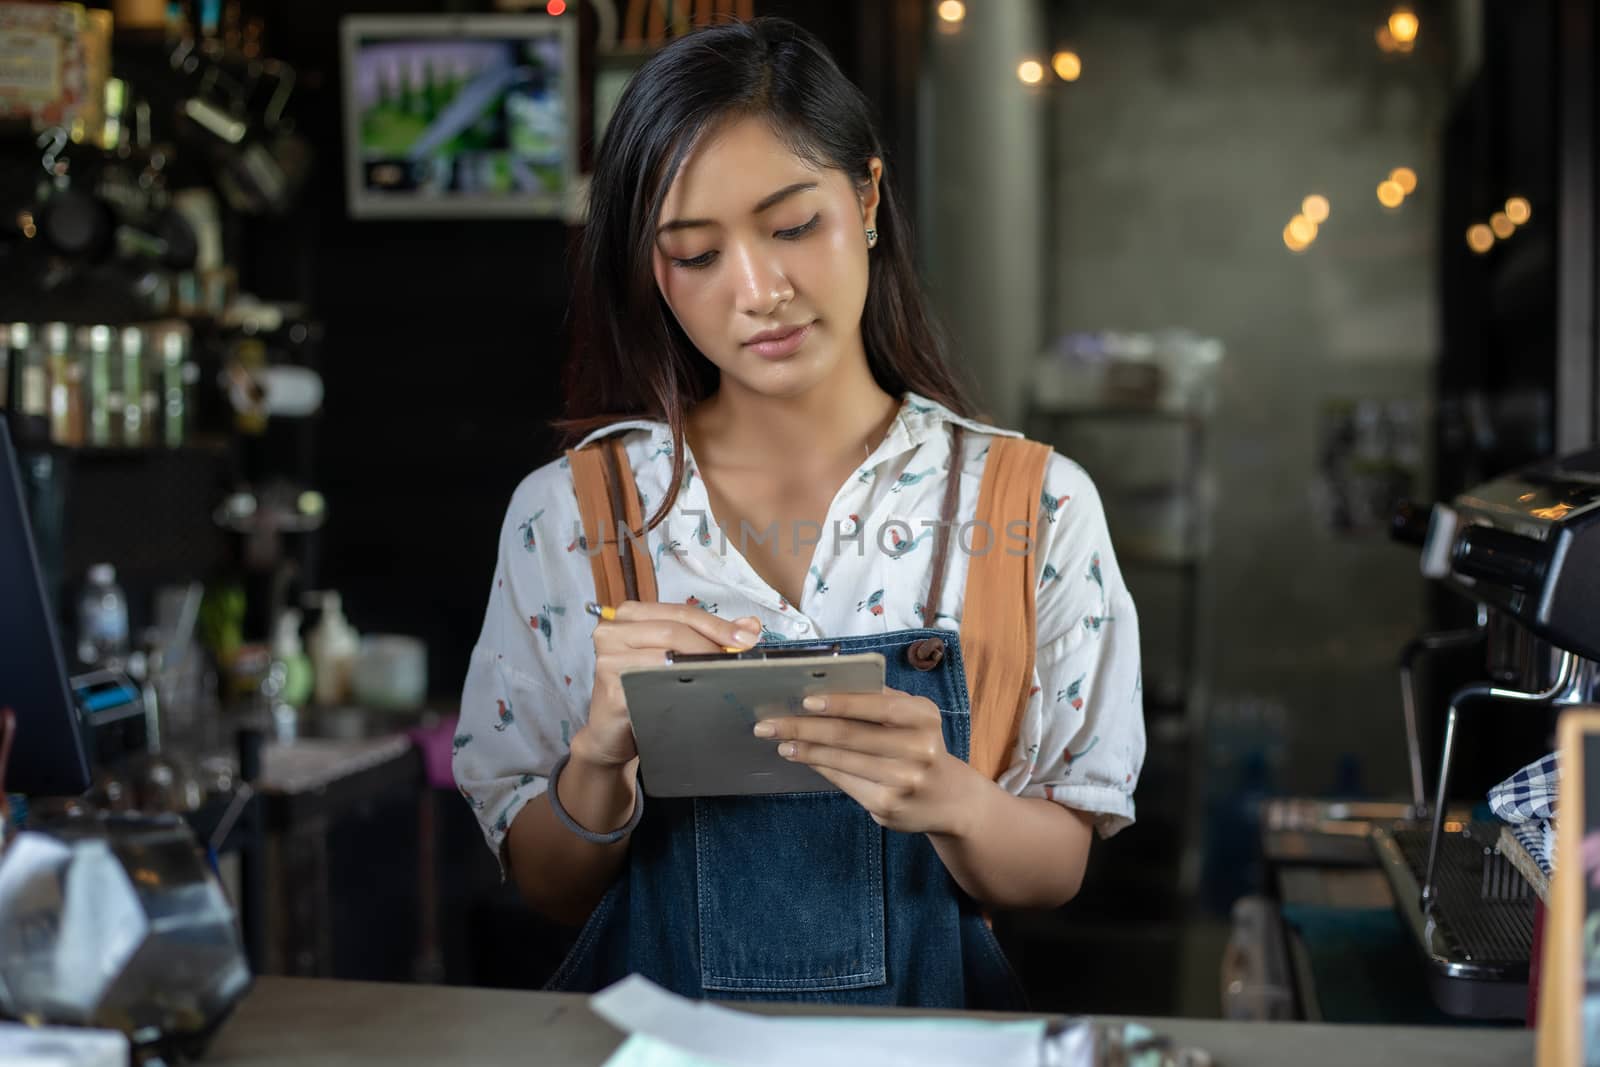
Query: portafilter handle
[
  {"left": 1398, "top": 605, "right": 1489, "bottom": 814},
  {"left": 1420, "top": 649, "right": 1580, "bottom": 909}
]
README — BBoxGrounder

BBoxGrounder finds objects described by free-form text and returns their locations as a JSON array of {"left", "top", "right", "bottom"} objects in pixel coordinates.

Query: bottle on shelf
[
  {"left": 308, "top": 592, "right": 358, "bottom": 707},
  {"left": 45, "top": 322, "right": 81, "bottom": 446},
  {"left": 78, "top": 562, "right": 131, "bottom": 672},
  {"left": 121, "top": 326, "right": 147, "bottom": 447},
  {"left": 12, "top": 324, "right": 50, "bottom": 444},
  {"left": 139, "top": 328, "right": 162, "bottom": 444},
  {"left": 161, "top": 327, "right": 188, "bottom": 447},
  {"left": 87, "top": 324, "right": 115, "bottom": 448},
  {"left": 271, "top": 608, "right": 314, "bottom": 709}
]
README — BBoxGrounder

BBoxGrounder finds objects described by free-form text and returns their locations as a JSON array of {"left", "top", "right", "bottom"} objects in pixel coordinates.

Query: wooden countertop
[{"left": 204, "top": 976, "right": 1534, "bottom": 1066}]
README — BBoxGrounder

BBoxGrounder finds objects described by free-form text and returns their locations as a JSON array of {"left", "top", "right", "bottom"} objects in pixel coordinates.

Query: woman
[{"left": 453, "top": 17, "right": 1144, "bottom": 1008}]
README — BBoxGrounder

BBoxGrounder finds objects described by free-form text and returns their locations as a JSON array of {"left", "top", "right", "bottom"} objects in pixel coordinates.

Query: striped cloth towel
[{"left": 1487, "top": 752, "right": 1560, "bottom": 825}]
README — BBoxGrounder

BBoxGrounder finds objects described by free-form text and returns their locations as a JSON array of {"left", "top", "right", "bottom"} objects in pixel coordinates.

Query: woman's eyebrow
[{"left": 657, "top": 181, "right": 819, "bottom": 235}]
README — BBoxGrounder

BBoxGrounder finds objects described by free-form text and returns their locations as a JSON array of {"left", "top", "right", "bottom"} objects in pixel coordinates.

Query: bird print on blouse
[
  {"left": 913, "top": 603, "right": 959, "bottom": 627},
  {"left": 891, "top": 467, "right": 939, "bottom": 493},
  {"left": 857, "top": 589, "right": 886, "bottom": 616},
  {"left": 518, "top": 510, "right": 544, "bottom": 551},
  {"left": 1057, "top": 675, "right": 1086, "bottom": 710},
  {"left": 886, "top": 525, "right": 933, "bottom": 559},
  {"left": 1082, "top": 613, "right": 1114, "bottom": 635},
  {"left": 530, "top": 604, "right": 566, "bottom": 652},
  {"left": 1064, "top": 736, "right": 1100, "bottom": 772},
  {"left": 808, "top": 565, "right": 829, "bottom": 596},
  {"left": 1040, "top": 488, "right": 1068, "bottom": 524}
]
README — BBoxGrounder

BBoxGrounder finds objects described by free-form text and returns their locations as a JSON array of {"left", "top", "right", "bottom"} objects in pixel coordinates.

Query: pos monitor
[{"left": 0, "top": 419, "right": 92, "bottom": 797}]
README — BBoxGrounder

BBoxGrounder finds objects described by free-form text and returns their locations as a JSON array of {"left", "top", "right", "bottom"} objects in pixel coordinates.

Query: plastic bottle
[
  {"left": 308, "top": 592, "right": 358, "bottom": 707},
  {"left": 78, "top": 563, "right": 130, "bottom": 670},
  {"left": 272, "top": 608, "right": 314, "bottom": 709}
]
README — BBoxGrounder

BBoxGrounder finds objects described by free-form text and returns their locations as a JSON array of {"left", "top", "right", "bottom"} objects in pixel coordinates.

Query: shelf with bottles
[{"left": 1, "top": 320, "right": 212, "bottom": 455}]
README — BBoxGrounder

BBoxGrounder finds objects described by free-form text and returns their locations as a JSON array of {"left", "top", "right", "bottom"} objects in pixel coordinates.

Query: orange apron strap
[
  {"left": 565, "top": 437, "right": 659, "bottom": 606},
  {"left": 959, "top": 436, "right": 1052, "bottom": 782},
  {"left": 604, "top": 437, "right": 658, "bottom": 603}
]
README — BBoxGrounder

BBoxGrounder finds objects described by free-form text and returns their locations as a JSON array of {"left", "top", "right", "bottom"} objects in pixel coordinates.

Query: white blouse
[{"left": 453, "top": 392, "right": 1146, "bottom": 867}]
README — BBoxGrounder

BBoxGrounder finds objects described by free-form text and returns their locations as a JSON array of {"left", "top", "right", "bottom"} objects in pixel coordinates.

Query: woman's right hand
[{"left": 573, "top": 601, "right": 763, "bottom": 768}]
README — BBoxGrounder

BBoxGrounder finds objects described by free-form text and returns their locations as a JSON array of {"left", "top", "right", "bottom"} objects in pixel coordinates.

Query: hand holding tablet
[{"left": 618, "top": 644, "right": 886, "bottom": 797}]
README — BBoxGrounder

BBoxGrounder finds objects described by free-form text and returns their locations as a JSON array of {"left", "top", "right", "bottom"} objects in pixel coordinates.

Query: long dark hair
[{"left": 556, "top": 17, "right": 978, "bottom": 531}]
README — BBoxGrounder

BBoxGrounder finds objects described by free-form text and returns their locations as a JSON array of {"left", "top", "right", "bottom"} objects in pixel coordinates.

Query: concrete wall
[
  {"left": 918, "top": 1, "right": 1049, "bottom": 430},
  {"left": 924, "top": 0, "right": 1460, "bottom": 797}
]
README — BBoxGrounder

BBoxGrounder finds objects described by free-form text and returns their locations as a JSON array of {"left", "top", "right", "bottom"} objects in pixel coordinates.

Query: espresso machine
[{"left": 1373, "top": 448, "right": 1600, "bottom": 1019}]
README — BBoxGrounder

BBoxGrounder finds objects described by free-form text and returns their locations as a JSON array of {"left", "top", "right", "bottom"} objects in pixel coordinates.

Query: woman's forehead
[{"left": 661, "top": 117, "right": 836, "bottom": 221}]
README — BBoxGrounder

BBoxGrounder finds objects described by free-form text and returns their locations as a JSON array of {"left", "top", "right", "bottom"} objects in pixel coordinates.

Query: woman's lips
[{"left": 743, "top": 322, "right": 813, "bottom": 360}]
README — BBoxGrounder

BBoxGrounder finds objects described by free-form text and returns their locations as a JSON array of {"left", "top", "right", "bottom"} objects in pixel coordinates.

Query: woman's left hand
[{"left": 753, "top": 686, "right": 985, "bottom": 836}]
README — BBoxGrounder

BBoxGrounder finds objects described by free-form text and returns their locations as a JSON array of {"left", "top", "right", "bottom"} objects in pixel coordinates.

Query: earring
[{"left": 865, "top": 227, "right": 878, "bottom": 248}]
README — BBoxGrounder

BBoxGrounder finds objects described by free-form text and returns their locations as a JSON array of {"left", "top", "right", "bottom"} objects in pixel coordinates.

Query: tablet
[{"left": 619, "top": 648, "right": 885, "bottom": 797}]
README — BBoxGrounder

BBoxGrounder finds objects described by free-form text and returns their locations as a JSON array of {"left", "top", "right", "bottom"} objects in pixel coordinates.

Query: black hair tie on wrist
[{"left": 546, "top": 751, "right": 644, "bottom": 844}]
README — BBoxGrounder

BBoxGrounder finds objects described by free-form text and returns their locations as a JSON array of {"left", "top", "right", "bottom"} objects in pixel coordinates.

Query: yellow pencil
[{"left": 584, "top": 602, "right": 749, "bottom": 652}]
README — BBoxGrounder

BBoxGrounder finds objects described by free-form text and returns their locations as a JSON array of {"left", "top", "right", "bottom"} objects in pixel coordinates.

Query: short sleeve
[
  {"left": 997, "top": 453, "right": 1146, "bottom": 838},
  {"left": 452, "top": 460, "right": 598, "bottom": 873}
]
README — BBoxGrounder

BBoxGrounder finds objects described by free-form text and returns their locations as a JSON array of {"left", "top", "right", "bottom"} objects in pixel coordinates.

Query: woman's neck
[{"left": 689, "top": 366, "right": 901, "bottom": 472}]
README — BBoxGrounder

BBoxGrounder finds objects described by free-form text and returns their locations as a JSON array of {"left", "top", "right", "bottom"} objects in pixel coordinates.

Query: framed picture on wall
[{"left": 340, "top": 15, "right": 580, "bottom": 219}]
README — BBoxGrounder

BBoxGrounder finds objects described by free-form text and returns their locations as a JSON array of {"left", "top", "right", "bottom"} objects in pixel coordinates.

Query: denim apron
[{"left": 545, "top": 627, "right": 1027, "bottom": 1010}]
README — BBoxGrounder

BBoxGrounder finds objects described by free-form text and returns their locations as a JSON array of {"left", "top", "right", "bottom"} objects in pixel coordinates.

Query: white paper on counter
[
  {"left": 0, "top": 1021, "right": 128, "bottom": 1067},
  {"left": 601, "top": 1033, "right": 719, "bottom": 1067},
  {"left": 590, "top": 974, "right": 1095, "bottom": 1067}
]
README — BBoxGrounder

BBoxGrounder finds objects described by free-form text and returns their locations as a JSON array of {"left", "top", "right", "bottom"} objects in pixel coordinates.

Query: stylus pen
[{"left": 584, "top": 601, "right": 749, "bottom": 653}]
